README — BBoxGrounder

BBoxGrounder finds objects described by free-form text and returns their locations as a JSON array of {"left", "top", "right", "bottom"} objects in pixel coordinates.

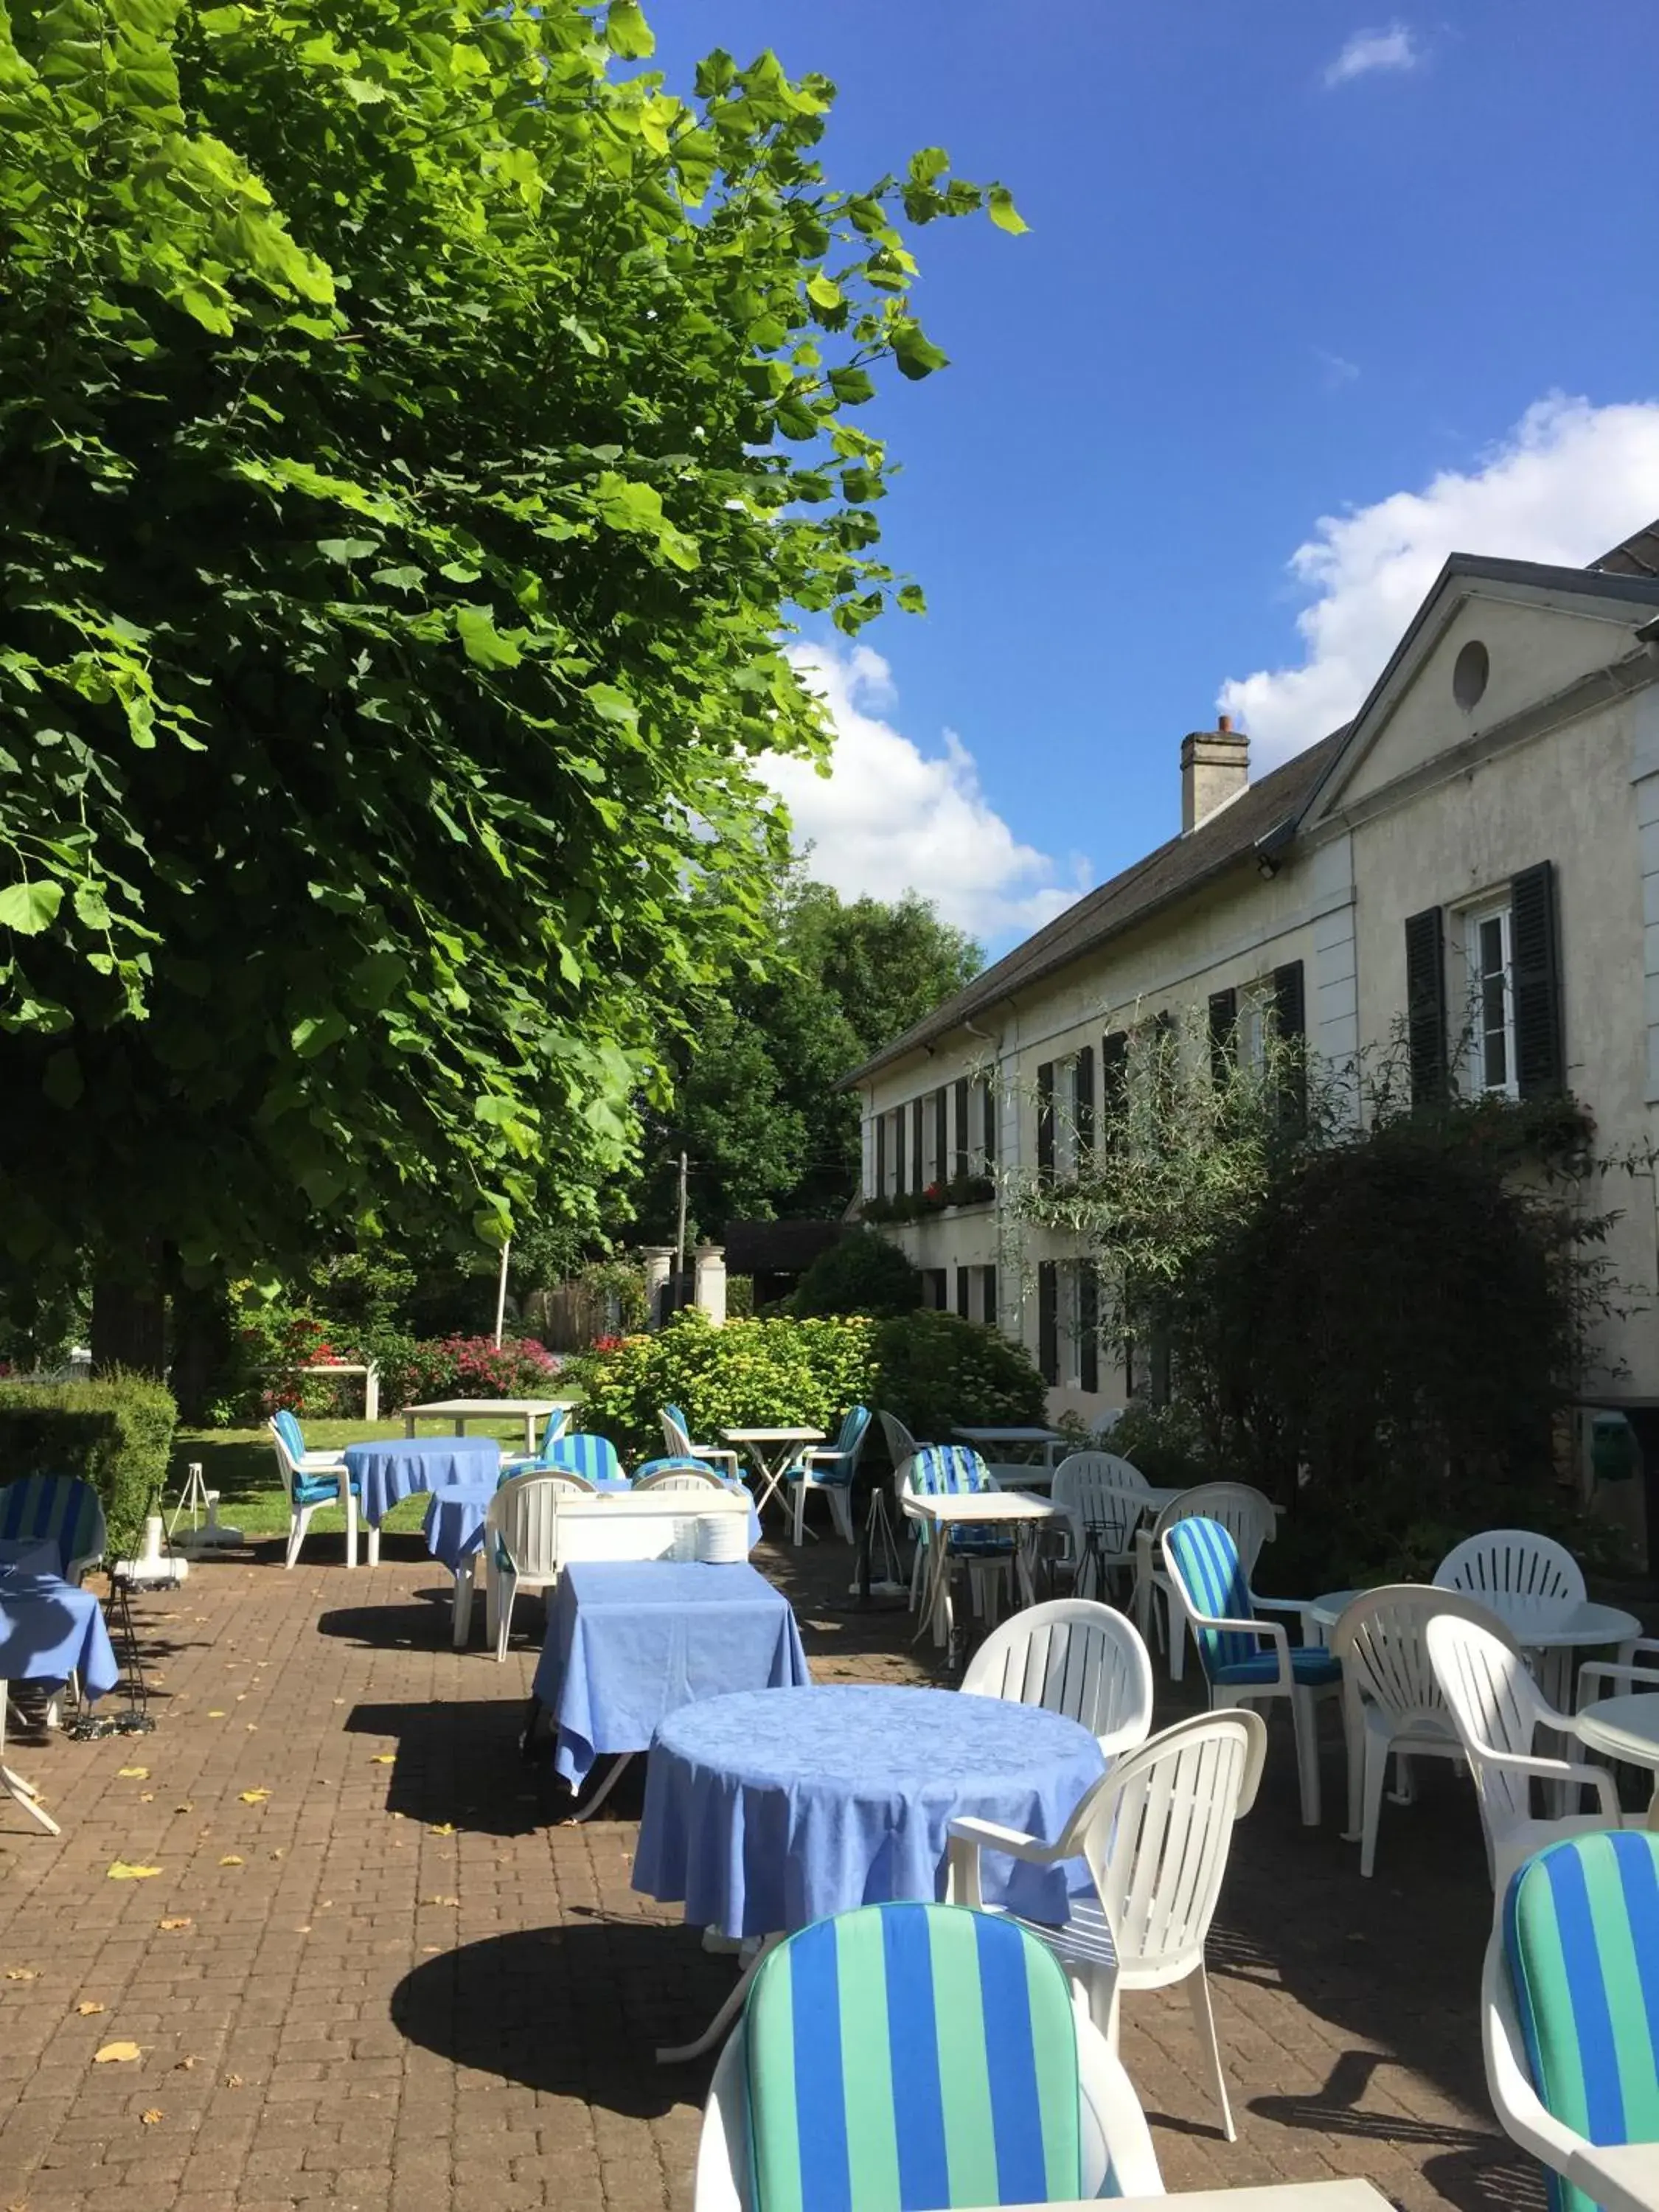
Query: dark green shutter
[
  {"left": 1272, "top": 960, "right": 1307, "bottom": 1133},
  {"left": 933, "top": 1088, "right": 948, "bottom": 1187},
  {"left": 874, "top": 1113, "right": 886, "bottom": 1198},
  {"left": 893, "top": 1108, "right": 905, "bottom": 1194},
  {"left": 982, "top": 1079, "right": 997, "bottom": 1164},
  {"left": 983, "top": 1264, "right": 998, "bottom": 1326},
  {"left": 1079, "top": 1261, "right": 1099, "bottom": 1394},
  {"left": 1074, "top": 1045, "right": 1096, "bottom": 1159},
  {"left": 1512, "top": 861, "right": 1564, "bottom": 1098},
  {"left": 1036, "top": 1062, "right": 1055, "bottom": 1181},
  {"left": 1208, "top": 987, "right": 1238, "bottom": 1086},
  {"left": 956, "top": 1265, "right": 970, "bottom": 1318},
  {"left": 953, "top": 1077, "right": 970, "bottom": 1180},
  {"left": 911, "top": 1098, "right": 923, "bottom": 1191},
  {"left": 1405, "top": 906, "right": 1447, "bottom": 1105},
  {"left": 1101, "top": 1032, "right": 1128, "bottom": 1150},
  {"left": 1037, "top": 1261, "right": 1058, "bottom": 1385}
]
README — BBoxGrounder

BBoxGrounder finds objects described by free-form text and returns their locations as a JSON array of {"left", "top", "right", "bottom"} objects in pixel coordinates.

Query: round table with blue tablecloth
[
  {"left": 632, "top": 1681, "right": 1104, "bottom": 1942},
  {"left": 345, "top": 1436, "right": 500, "bottom": 1566},
  {"left": 0, "top": 1567, "right": 121, "bottom": 1833}
]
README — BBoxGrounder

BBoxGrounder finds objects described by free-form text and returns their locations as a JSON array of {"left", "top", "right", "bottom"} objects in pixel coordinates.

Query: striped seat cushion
[
  {"left": 1504, "top": 1830, "right": 1659, "bottom": 2212},
  {"left": 744, "top": 1903, "right": 1082, "bottom": 2212},
  {"left": 541, "top": 1434, "right": 621, "bottom": 1484},
  {"left": 909, "top": 1447, "right": 1015, "bottom": 1559},
  {"left": 1163, "top": 1517, "right": 1258, "bottom": 1674},
  {"left": 1214, "top": 1646, "right": 1341, "bottom": 1688}
]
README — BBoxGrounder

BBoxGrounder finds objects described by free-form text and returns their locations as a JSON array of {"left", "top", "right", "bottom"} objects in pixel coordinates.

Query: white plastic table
[
  {"left": 1309, "top": 1590, "right": 1641, "bottom": 1704},
  {"left": 907, "top": 1490, "right": 1060, "bottom": 1649},
  {"left": 1576, "top": 1692, "right": 1659, "bottom": 1829},
  {"left": 403, "top": 1397, "right": 574, "bottom": 1455},
  {"left": 953, "top": 1425, "right": 1067, "bottom": 1467},
  {"left": 720, "top": 1427, "right": 824, "bottom": 1520}
]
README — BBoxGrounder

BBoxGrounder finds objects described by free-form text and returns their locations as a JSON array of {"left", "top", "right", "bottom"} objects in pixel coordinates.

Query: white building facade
[{"left": 843, "top": 527, "right": 1659, "bottom": 1467}]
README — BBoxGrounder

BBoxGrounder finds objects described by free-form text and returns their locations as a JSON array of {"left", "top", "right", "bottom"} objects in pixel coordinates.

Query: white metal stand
[
  {"left": 849, "top": 1486, "right": 908, "bottom": 1600},
  {"left": 655, "top": 1933, "right": 779, "bottom": 2064},
  {"left": 0, "top": 1693, "right": 60, "bottom": 1834},
  {"left": 169, "top": 1461, "right": 243, "bottom": 1548}
]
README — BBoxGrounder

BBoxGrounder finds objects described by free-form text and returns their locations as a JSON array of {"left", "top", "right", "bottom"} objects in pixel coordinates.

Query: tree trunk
[
  {"left": 90, "top": 1267, "right": 167, "bottom": 1378},
  {"left": 170, "top": 1279, "right": 231, "bottom": 1425}
]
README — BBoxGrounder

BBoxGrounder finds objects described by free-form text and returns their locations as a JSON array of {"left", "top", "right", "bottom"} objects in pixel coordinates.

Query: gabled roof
[
  {"left": 840, "top": 728, "right": 1346, "bottom": 1085},
  {"left": 1593, "top": 518, "right": 1659, "bottom": 581}
]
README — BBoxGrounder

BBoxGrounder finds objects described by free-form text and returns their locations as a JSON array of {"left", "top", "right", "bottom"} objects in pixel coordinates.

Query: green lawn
[{"left": 168, "top": 1418, "right": 549, "bottom": 1539}]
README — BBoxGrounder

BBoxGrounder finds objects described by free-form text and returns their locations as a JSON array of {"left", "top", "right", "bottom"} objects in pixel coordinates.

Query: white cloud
[
  {"left": 1324, "top": 23, "right": 1420, "bottom": 86},
  {"left": 1219, "top": 394, "right": 1659, "bottom": 767},
  {"left": 1315, "top": 347, "right": 1360, "bottom": 390},
  {"left": 762, "top": 639, "right": 1088, "bottom": 942}
]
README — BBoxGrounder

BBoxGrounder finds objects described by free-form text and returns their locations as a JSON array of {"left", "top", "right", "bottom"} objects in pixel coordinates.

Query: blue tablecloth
[
  {"left": 532, "top": 1562, "right": 809, "bottom": 1788},
  {"left": 0, "top": 1572, "right": 119, "bottom": 1699},
  {"left": 346, "top": 1436, "right": 500, "bottom": 1528},
  {"left": 633, "top": 1683, "right": 1103, "bottom": 1941}
]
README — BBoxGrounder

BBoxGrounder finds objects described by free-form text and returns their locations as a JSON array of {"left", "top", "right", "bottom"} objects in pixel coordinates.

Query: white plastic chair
[
  {"left": 1328, "top": 1585, "right": 1505, "bottom": 1877},
  {"left": 1434, "top": 1528, "right": 1586, "bottom": 1609},
  {"left": 692, "top": 1921, "right": 1164, "bottom": 2210},
  {"left": 484, "top": 1473, "right": 566, "bottom": 1661},
  {"left": 1135, "top": 1481, "right": 1276, "bottom": 1682},
  {"left": 634, "top": 1464, "right": 726, "bottom": 1493},
  {"left": 948, "top": 1707, "right": 1268, "bottom": 2143},
  {"left": 268, "top": 1418, "right": 358, "bottom": 1570},
  {"left": 1049, "top": 1452, "right": 1152, "bottom": 1602},
  {"left": 1426, "top": 1612, "right": 1638, "bottom": 1892},
  {"left": 962, "top": 1599, "right": 1154, "bottom": 1757},
  {"left": 660, "top": 1405, "right": 740, "bottom": 1484}
]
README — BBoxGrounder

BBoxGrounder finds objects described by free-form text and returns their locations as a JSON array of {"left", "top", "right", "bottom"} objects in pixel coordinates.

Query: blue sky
[{"left": 650, "top": 4, "right": 1659, "bottom": 953}]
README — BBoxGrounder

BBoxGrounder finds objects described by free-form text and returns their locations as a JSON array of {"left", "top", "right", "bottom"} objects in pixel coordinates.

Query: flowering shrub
[{"left": 401, "top": 1335, "right": 561, "bottom": 1403}]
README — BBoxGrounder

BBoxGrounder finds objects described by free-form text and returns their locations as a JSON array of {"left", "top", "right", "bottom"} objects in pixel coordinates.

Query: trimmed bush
[
  {"left": 870, "top": 1310, "right": 1046, "bottom": 1447},
  {"left": 0, "top": 1373, "right": 178, "bottom": 1560},
  {"left": 566, "top": 1309, "right": 877, "bottom": 1464},
  {"left": 793, "top": 1229, "right": 921, "bottom": 1318},
  {"left": 398, "top": 1335, "right": 561, "bottom": 1406}
]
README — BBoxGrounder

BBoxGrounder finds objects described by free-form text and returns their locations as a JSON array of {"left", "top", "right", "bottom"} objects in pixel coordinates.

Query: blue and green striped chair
[
  {"left": 1161, "top": 1514, "right": 1339, "bottom": 1826},
  {"left": 692, "top": 1902, "right": 1163, "bottom": 2211},
  {"left": 0, "top": 1474, "right": 106, "bottom": 1584},
  {"left": 538, "top": 1433, "right": 622, "bottom": 1486},
  {"left": 1485, "top": 1830, "right": 1659, "bottom": 2212},
  {"left": 502, "top": 1405, "right": 572, "bottom": 1474},
  {"left": 786, "top": 1405, "right": 872, "bottom": 1547}
]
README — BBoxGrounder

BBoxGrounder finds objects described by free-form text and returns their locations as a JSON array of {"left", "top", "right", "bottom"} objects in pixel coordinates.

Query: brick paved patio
[{"left": 0, "top": 1526, "right": 1554, "bottom": 2211}]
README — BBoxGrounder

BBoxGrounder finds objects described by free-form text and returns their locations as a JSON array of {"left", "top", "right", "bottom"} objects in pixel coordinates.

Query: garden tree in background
[
  {"left": 0, "top": 0, "right": 1022, "bottom": 1366},
  {"left": 632, "top": 874, "right": 981, "bottom": 1237},
  {"left": 793, "top": 1227, "right": 921, "bottom": 1318},
  {"left": 1013, "top": 1015, "right": 1614, "bottom": 1567}
]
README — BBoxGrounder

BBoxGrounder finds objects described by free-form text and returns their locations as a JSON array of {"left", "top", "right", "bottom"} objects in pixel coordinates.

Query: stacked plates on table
[{"left": 696, "top": 1512, "right": 748, "bottom": 1565}]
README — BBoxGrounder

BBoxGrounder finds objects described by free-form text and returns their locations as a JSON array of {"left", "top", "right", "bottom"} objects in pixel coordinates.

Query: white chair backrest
[
  {"left": 878, "top": 1410, "right": 918, "bottom": 1475},
  {"left": 963, "top": 1599, "right": 1154, "bottom": 1756},
  {"left": 1051, "top": 1453, "right": 1152, "bottom": 1555},
  {"left": 1152, "top": 1481, "right": 1276, "bottom": 1579},
  {"left": 635, "top": 1466, "right": 725, "bottom": 1492},
  {"left": 1329, "top": 1584, "right": 1503, "bottom": 1734},
  {"left": 542, "top": 1470, "right": 595, "bottom": 1495},
  {"left": 1434, "top": 1529, "right": 1585, "bottom": 1609},
  {"left": 1426, "top": 1611, "right": 1543, "bottom": 1836},
  {"left": 268, "top": 1423, "right": 301, "bottom": 1505},
  {"left": 1065, "top": 1708, "right": 1267, "bottom": 1983},
  {"left": 487, "top": 1474, "right": 563, "bottom": 1579},
  {"left": 661, "top": 1408, "right": 697, "bottom": 1458}
]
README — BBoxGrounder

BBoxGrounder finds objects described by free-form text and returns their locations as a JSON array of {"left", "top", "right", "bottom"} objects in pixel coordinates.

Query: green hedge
[
  {"left": 566, "top": 1306, "right": 1046, "bottom": 1466},
  {"left": 0, "top": 1374, "right": 178, "bottom": 1560}
]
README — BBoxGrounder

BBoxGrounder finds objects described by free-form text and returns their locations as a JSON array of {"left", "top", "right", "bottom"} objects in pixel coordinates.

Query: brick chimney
[{"left": 1180, "top": 713, "right": 1249, "bottom": 834}]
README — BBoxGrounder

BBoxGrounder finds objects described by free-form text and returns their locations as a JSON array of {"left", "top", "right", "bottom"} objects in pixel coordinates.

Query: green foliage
[
  {"left": 633, "top": 875, "right": 981, "bottom": 1237},
  {"left": 870, "top": 1310, "right": 1046, "bottom": 1445},
  {"left": 566, "top": 1307, "right": 876, "bottom": 1461},
  {"left": 0, "top": 1372, "right": 178, "bottom": 1559},
  {"left": 1099, "top": 1398, "right": 1214, "bottom": 1492},
  {"left": 725, "top": 1273, "right": 755, "bottom": 1321},
  {"left": 0, "top": 1, "right": 1012, "bottom": 1304},
  {"left": 793, "top": 1228, "right": 920, "bottom": 1318}
]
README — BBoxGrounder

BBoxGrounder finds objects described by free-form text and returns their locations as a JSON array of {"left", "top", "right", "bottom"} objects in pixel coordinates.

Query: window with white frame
[
  {"left": 1463, "top": 901, "right": 1516, "bottom": 1096},
  {"left": 1235, "top": 984, "right": 1273, "bottom": 1073}
]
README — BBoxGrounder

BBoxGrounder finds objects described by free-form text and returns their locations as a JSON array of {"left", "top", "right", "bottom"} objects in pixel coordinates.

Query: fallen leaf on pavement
[
  {"left": 237, "top": 1788, "right": 271, "bottom": 1804},
  {"left": 223, "top": 2073, "right": 243, "bottom": 2088},
  {"left": 157, "top": 1919, "right": 191, "bottom": 1933},
  {"left": 206, "top": 1710, "right": 226, "bottom": 1719},
  {"left": 420, "top": 1896, "right": 459, "bottom": 1907},
  {"left": 139, "top": 1792, "right": 155, "bottom": 1803},
  {"left": 116, "top": 1767, "right": 149, "bottom": 1780},
  {"left": 174, "top": 2056, "right": 198, "bottom": 2071},
  {"left": 369, "top": 1753, "right": 394, "bottom": 1764},
  {"left": 74, "top": 2000, "right": 106, "bottom": 2017},
  {"left": 139, "top": 2108, "right": 163, "bottom": 2126},
  {"left": 94, "top": 2042, "right": 142, "bottom": 2063},
  {"left": 106, "top": 1863, "right": 161, "bottom": 1881},
  {"left": 4, "top": 1968, "right": 38, "bottom": 1982},
  {"left": 218, "top": 1855, "right": 243, "bottom": 1867},
  {"left": 173, "top": 1803, "right": 193, "bottom": 1814}
]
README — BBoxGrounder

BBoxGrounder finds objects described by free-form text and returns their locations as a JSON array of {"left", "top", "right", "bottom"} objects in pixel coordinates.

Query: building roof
[
  {"left": 842, "top": 518, "right": 1659, "bottom": 1092},
  {"left": 841, "top": 726, "right": 1346, "bottom": 1086}
]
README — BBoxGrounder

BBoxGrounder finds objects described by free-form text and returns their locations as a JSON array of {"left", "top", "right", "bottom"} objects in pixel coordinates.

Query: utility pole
[
  {"left": 493, "top": 1239, "right": 510, "bottom": 1349},
  {"left": 673, "top": 1150, "right": 689, "bottom": 1314}
]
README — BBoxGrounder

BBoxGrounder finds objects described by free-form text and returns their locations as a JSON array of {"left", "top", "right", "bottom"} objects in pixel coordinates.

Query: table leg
[
  {"left": 655, "top": 1934, "right": 779, "bottom": 2065},
  {"left": 0, "top": 1691, "right": 60, "bottom": 1836},
  {"left": 524, "top": 1413, "right": 538, "bottom": 1455},
  {"left": 366, "top": 1521, "right": 382, "bottom": 1569},
  {"left": 453, "top": 1559, "right": 476, "bottom": 1648},
  {"left": 341, "top": 1475, "right": 358, "bottom": 1571},
  {"left": 572, "top": 1753, "right": 634, "bottom": 1824},
  {"left": 403, "top": 1413, "right": 416, "bottom": 1439}
]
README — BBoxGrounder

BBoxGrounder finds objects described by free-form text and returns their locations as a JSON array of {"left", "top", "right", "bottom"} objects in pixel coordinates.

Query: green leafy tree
[
  {"left": 634, "top": 874, "right": 981, "bottom": 1237},
  {"left": 0, "top": 0, "right": 1018, "bottom": 1359}
]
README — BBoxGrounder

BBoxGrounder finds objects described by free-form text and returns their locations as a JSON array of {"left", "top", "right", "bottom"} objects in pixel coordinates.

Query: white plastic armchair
[
  {"left": 633, "top": 1464, "right": 726, "bottom": 1493},
  {"left": 1435, "top": 1528, "right": 1586, "bottom": 1608},
  {"left": 484, "top": 1474, "right": 564, "bottom": 1661},
  {"left": 268, "top": 1419, "right": 358, "bottom": 1571},
  {"left": 962, "top": 1598, "right": 1154, "bottom": 1758},
  {"left": 947, "top": 1706, "right": 1267, "bottom": 2142},
  {"left": 1329, "top": 1585, "right": 1505, "bottom": 1877},
  {"left": 692, "top": 1964, "right": 1164, "bottom": 2211},
  {"left": 1135, "top": 1480, "right": 1276, "bottom": 1681},
  {"left": 660, "top": 1406, "right": 740, "bottom": 1484},
  {"left": 1049, "top": 1452, "right": 1152, "bottom": 1602},
  {"left": 1426, "top": 1611, "right": 1636, "bottom": 1892}
]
